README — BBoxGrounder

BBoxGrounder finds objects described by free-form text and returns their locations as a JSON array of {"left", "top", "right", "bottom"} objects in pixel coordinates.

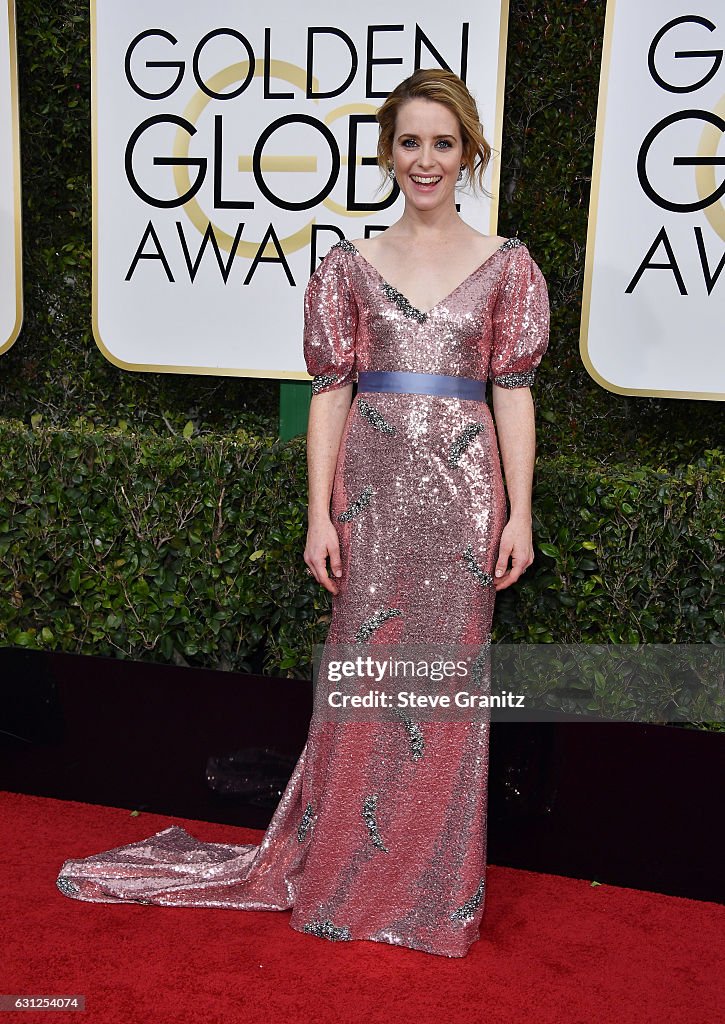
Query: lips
[{"left": 409, "top": 174, "right": 443, "bottom": 193}]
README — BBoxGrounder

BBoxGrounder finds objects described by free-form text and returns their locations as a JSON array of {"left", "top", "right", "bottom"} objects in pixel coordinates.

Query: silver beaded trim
[
  {"left": 303, "top": 917, "right": 352, "bottom": 941},
  {"left": 451, "top": 877, "right": 486, "bottom": 922},
  {"left": 311, "top": 373, "right": 340, "bottom": 394},
  {"left": 395, "top": 709, "right": 425, "bottom": 761},
  {"left": 56, "top": 876, "right": 80, "bottom": 897},
  {"left": 357, "top": 397, "right": 397, "bottom": 435},
  {"left": 362, "top": 794, "right": 389, "bottom": 852},
  {"left": 470, "top": 638, "right": 492, "bottom": 688},
  {"left": 492, "top": 368, "right": 537, "bottom": 388},
  {"left": 499, "top": 236, "right": 524, "bottom": 252},
  {"left": 297, "top": 801, "right": 315, "bottom": 842},
  {"left": 328, "top": 238, "right": 357, "bottom": 255},
  {"left": 355, "top": 607, "right": 403, "bottom": 643},
  {"left": 448, "top": 422, "right": 486, "bottom": 468},
  {"left": 463, "top": 544, "right": 494, "bottom": 587},
  {"left": 337, "top": 484, "right": 373, "bottom": 523},
  {"left": 381, "top": 282, "right": 429, "bottom": 323}
]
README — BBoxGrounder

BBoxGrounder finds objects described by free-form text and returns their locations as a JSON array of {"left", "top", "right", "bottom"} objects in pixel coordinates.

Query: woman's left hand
[{"left": 493, "top": 514, "right": 534, "bottom": 591}]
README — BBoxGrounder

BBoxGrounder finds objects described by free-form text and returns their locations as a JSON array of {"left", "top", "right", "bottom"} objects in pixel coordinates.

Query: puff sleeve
[
  {"left": 489, "top": 243, "right": 550, "bottom": 388},
  {"left": 303, "top": 244, "right": 359, "bottom": 395}
]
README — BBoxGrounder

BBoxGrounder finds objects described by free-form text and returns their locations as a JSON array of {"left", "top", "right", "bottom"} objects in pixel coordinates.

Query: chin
[{"left": 406, "top": 189, "right": 454, "bottom": 208}]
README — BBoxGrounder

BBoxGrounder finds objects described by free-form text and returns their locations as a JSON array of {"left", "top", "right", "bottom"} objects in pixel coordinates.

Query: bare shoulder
[
  {"left": 466, "top": 229, "right": 509, "bottom": 254},
  {"left": 347, "top": 236, "right": 379, "bottom": 256}
]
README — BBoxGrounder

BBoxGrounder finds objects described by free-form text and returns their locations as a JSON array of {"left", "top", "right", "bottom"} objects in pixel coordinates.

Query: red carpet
[{"left": 2, "top": 790, "right": 722, "bottom": 1024}]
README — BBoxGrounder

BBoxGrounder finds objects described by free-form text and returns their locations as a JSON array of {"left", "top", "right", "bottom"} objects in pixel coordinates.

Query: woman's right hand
[{"left": 304, "top": 517, "right": 343, "bottom": 595}]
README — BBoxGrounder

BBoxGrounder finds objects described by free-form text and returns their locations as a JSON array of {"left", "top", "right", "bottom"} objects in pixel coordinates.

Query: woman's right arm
[{"left": 304, "top": 385, "right": 353, "bottom": 595}]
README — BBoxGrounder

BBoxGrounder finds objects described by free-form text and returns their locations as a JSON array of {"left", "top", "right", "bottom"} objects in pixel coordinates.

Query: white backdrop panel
[
  {"left": 582, "top": 1, "right": 725, "bottom": 400},
  {"left": 93, "top": 1, "right": 509, "bottom": 377},
  {"left": 0, "top": 0, "right": 22, "bottom": 354}
]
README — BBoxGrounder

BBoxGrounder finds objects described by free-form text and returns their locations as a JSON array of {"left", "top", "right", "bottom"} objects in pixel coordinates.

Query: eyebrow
[{"left": 396, "top": 133, "right": 457, "bottom": 140}]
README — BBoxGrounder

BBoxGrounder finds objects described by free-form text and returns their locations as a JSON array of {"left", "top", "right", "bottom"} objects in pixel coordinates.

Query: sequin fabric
[{"left": 54, "top": 234, "right": 549, "bottom": 960}]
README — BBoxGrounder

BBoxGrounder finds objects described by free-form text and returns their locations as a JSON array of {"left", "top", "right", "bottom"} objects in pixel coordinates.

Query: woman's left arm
[{"left": 490, "top": 385, "right": 536, "bottom": 590}]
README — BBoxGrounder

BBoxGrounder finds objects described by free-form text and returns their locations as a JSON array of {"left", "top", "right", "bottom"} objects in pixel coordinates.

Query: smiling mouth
[{"left": 410, "top": 175, "right": 442, "bottom": 185}]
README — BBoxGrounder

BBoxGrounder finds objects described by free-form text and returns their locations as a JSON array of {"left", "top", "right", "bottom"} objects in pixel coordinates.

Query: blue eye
[{"left": 399, "top": 138, "right": 453, "bottom": 149}]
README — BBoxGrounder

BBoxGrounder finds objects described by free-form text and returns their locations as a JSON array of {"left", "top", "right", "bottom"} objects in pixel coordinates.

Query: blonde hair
[{"left": 376, "top": 69, "right": 492, "bottom": 194}]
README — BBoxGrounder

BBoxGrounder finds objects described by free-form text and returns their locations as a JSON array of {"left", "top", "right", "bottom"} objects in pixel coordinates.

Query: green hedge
[
  {"left": 1, "top": 423, "right": 721, "bottom": 694},
  {"left": 0, "top": 1, "right": 722, "bottom": 714},
  {"left": 1, "top": 0, "right": 722, "bottom": 464}
]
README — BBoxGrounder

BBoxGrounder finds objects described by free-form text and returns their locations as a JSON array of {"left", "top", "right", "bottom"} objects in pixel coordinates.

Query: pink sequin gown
[{"left": 56, "top": 236, "right": 549, "bottom": 958}]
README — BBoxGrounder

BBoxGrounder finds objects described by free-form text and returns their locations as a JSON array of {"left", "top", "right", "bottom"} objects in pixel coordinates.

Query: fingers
[
  {"left": 328, "top": 550, "right": 343, "bottom": 580},
  {"left": 494, "top": 536, "right": 515, "bottom": 585},
  {"left": 495, "top": 558, "right": 528, "bottom": 591},
  {"left": 305, "top": 560, "right": 338, "bottom": 595},
  {"left": 304, "top": 540, "right": 343, "bottom": 596},
  {"left": 493, "top": 541, "right": 533, "bottom": 591},
  {"left": 318, "top": 571, "right": 340, "bottom": 595}
]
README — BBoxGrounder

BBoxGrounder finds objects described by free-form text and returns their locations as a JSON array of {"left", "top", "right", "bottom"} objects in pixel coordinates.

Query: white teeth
[{"left": 411, "top": 175, "right": 441, "bottom": 184}]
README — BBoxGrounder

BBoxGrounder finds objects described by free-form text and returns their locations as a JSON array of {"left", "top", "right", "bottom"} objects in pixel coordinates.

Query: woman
[{"left": 56, "top": 70, "right": 549, "bottom": 959}]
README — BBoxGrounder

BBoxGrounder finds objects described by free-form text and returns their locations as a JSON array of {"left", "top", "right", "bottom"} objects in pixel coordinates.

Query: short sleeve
[
  {"left": 303, "top": 243, "right": 359, "bottom": 395},
  {"left": 489, "top": 243, "right": 550, "bottom": 389}
]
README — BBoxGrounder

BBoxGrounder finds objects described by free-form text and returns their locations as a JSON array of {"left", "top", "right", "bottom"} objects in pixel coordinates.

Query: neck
[{"left": 395, "top": 199, "right": 463, "bottom": 239}]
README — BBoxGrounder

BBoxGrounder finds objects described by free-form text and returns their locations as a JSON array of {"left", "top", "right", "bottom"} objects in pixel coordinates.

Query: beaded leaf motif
[
  {"left": 451, "top": 877, "right": 486, "bottom": 922},
  {"left": 356, "top": 397, "right": 397, "bottom": 435},
  {"left": 355, "top": 607, "right": 403, "bottom": 643},
  {"left": 362, "top": 794, "right": 389, "bottom": 852},
  {"left": 297, "top": 802, "right": 315, "bottom": 842},
  {"left": 56, "top": 876, "right": 80, "bottom": 897},
  {"left": 448, "top": 423, "right": 487, "bottom": 468},
  {"left": 337, "top": 485, "right": 373, "bottom": 523},
  {"left": 463, "top": 544, "right": 495, "bottom": 588},
  {"left": 303, "top": 917, "right": 352, "bottom": 941},
  {"left": 395, "top": 709, "right": 426, "bottom": 761},
  {"left": 470, "top": 638, "right": 492, "bottom": 689}
]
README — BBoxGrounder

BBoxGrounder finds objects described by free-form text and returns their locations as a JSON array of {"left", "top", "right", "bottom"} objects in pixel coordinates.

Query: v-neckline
[{"left": 345, "top": 237, "right": 515, "bottom": 320}]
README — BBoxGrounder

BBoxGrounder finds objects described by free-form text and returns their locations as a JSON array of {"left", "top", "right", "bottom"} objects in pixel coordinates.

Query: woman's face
[{"left": 391, "top": 98, "right": 464, "bottom": 212}]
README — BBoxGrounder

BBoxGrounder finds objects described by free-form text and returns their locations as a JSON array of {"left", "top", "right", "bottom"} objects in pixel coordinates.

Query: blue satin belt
[{"left": 357, "top": 370, "right": 486, "bottom": 402}]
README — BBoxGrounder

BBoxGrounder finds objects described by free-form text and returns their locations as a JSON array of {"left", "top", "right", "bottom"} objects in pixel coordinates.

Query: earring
[
  {"left": 388, "top": 165, "right": 396, "bottom": 180},
  {"left": 457, "top": 165, "right": 464, "bottom": 182}
]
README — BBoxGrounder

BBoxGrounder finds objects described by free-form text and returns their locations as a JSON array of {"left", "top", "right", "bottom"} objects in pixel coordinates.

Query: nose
[{"left": 416, "top": 144, "right": 437, "bottom": 169}]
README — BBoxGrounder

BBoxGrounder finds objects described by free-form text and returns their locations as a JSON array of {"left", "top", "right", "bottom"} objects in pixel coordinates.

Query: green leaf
[{"left": 538, "top": 543, "right": 559, "bottom": 557}]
